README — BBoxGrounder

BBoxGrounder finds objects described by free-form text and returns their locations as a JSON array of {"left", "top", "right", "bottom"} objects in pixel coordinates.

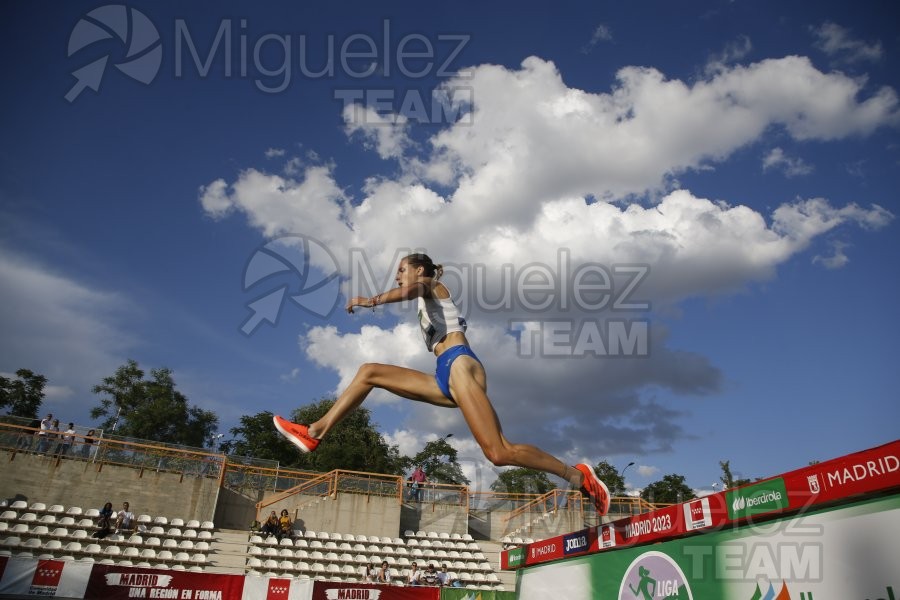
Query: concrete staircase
[
  {"left": 477, "top": 540, "right": 517, "bottom": 591},
  {"left": 203, "top": 529, "right": 250, "bottom": 575}
]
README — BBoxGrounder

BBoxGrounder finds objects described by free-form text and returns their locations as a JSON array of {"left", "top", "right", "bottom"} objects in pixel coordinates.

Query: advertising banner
[
  {"left": 310, "top": 581, "right": 440, "bottom": 600},
  {"left": 516, "top": 493, "right": 900, "bottom": 599},
  {"left": 0, "top": 557, "right": 92, "bottom": 598},
  {"left": 439, "top": 588, "right": 515, "bottom": 600},
  {"left": 503, "top": 439, "right": 900, "bottom": 571},
  {"left": 241, "top": 574, "right": 313, "bottom": 600},
  {"left": 85, "top": 565, "right": 246, "bottom": 600}
]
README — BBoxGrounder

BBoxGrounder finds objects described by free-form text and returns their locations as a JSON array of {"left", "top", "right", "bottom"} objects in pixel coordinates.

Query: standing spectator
[
  {"left": 44, "top": 419, "right": 61, "bottom": 455},
  {"left": 376, "top": 560, "right": 391, "bottom": 583},
  {"left": 35, "top": 413, "right": 53, "bottom": 454},
  {"left": 54, "top": 422, "right": 76, "bottom": 457},
  {"left": 80, "top": 429, "right": 96, "bottom": 459},
  {"left": 409, "top": 465, "right": 426, "bottom": 502},
  {"left": 15, "top": 418, "right": 40, "bottom": 452},
  {"left": 114, "top": 501, "right": 135, "bottom": 533}
]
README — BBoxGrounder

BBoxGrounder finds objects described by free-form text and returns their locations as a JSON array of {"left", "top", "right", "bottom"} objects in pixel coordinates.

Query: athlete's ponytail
[{"left": 405, "top": 253, "right": 442, "bottom": 279}]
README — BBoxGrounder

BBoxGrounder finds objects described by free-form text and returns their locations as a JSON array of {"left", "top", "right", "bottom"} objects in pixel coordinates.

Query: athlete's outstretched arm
[{"left": 346, "top": 281, "right": 427, "bottom": 313}]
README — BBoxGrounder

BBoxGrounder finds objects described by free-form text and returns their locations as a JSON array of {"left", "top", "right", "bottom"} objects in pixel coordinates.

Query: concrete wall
[
  {"left": 400, "top": 502, "right": 468, "bottom": 536},
  {"left": 0, "top": 453, "right": 219, "bottom": 522},
  {"left": 259, "top": 492, "right": 402, "bottom": 539},
  {"left": 214, "top": 486, "right": 265, "bottom": 530}
]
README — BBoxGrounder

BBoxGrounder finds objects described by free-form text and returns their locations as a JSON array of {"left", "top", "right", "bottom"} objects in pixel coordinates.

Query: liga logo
[{"left": 618, "top": 551, "right": 693, "bottom": 600}]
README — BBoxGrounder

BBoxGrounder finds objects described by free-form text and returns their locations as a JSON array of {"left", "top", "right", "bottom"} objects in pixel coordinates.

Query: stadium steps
[
  {"left": 202, "top": 529, "right": 253, "bottom": 575},
  {"left": 477, "top": 540, "right": 517, "bottom": 590}
]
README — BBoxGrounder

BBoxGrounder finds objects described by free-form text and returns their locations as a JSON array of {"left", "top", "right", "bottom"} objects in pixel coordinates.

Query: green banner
[
  {"left": 725, "top": 477, "right": 789, "bottom": 520},
  {"left": 440, "top": 588, "right": 516, "bottom": 600}
]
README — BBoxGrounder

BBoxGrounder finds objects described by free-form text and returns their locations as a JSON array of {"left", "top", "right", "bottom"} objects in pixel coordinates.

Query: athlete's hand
[{"left": 346, "top": 296, "right": 370, "bottom": 313}]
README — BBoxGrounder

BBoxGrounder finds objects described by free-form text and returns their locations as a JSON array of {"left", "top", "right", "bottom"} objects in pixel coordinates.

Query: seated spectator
[
  {"left": 115, "top": 501, "right": 135, "bottom": 533},
  {"left": 278, "top": 509, "right": 293, "bottom": 540},
  {"left": 419, "top": 563, "right": 441, "bottom": 586},
  {"left": 376, "top": 560, "right": 391, "bottom": 583},
  {"left": 364, "top": 563, "right": 377, "bottom": 583},
  {"left": 80, "top": 429, "right": 96, "bottom": 459},
  {"left": 249, "top": 519, "right": 261, "bottom": 534},
  {"left": 94, "top": 501, "right": 113, "bottom": 539},
  {"left": 407, "top": 561, "right": 422, "bottom": 585},
  {"left": 437, "top": 563, "right": 451, "bottom": 587},
  {"left": 260, "top": 511, "right": 280, "bottom": 539}
]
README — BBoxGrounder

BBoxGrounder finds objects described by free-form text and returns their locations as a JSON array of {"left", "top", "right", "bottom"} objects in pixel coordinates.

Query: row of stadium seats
[
  {"left": 403, "top": 530, "right": 474, "bottom": 541},
  {"left": 0, "top": 525, "right": 212, "bottom": 551},
  {"left": 248, "top": 549, "right": 492, "bottom": 572},
  {"left": 0, "top": 500, "right": 215, "bottom": 530},
  {"left": 0, "top": 521, "right": 214, "bottom": 542},
  {"left": 0, "top": 537, "right": 207, "bottom": 567}
]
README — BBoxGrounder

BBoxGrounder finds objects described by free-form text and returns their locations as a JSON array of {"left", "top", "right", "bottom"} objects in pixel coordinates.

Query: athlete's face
[{"left": 395, "top": 259, "right": 423, "bottom": 287}]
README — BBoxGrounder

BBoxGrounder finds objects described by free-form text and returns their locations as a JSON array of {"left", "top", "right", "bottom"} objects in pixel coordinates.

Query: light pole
[{"left": 621, "top": 462, "right": 636, "bottom": 513}]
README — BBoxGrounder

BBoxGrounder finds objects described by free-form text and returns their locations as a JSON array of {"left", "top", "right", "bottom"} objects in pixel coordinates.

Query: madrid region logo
[
  {"left": 66, "top": 5, "right": 162, "bottom": 102},
  {"left": 240, "top": 235, "right": 342, "bottom": 336}
]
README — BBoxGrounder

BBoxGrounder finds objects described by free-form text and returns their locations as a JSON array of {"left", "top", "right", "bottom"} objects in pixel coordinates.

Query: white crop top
[{"left": 416, "top": 285, "right": 467, "bottom": 352}]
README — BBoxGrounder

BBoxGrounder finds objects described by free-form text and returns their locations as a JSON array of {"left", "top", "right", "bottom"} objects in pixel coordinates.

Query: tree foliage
[
  {"left": 90, "top": 360, "right": 218, "bottom": 447},
  {"left": 640, "top": 473, "right": 696, "bottom": 504},
  {"left": 224, "top": 399, "right": 403, "bottom": 474},
  {"left": 594, "top": 460, "right": 628, "bottom": 496},
  {"left": 719, "top": 460, "right": 752, "bottom": 490},
  {"left": 0, "top": 369, "right": 46, "bottom": 419},
  {"left": 490, "top": 468, "right": 552, "bottom": 495},
  {"left": 401, "top": 436, "right": 470, "bottom": 486}
]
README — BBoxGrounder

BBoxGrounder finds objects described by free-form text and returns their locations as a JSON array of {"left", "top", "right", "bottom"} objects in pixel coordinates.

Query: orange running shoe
[
  {"left": 574, "top": 463, "right": 611, "bottom": 516},
  {"left": 273, "top": 415, "right": 320, "bottom": 453}
]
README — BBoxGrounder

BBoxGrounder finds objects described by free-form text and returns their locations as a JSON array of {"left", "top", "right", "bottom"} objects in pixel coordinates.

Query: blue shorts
[{"left": 435, "top": 345, "right": 481, "bottom": 400}]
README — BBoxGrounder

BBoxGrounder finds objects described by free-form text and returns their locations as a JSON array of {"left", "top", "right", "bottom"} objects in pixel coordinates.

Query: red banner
[
  {"left": 311, "top": 582, "right": 439, "bottom": 600},
  {"left": 85, "top": 565, "right": 246, "bottom": 600},
  {"left": 502, "top": 438, "right": 900, "bottom": 570}
]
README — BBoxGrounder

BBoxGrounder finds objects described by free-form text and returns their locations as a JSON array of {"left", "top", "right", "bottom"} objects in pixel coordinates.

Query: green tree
[
  {"left": 0, "top": 369, "right": 46, "bottom": 418},
  {"left": 641, "top": 474, "right": 696, "bottom": 504},
  {"left": 91, "top": 360, "right": 218, "bottom": 447},
  {"left": 225, "top": 399, "right": 403, "bottom": 474},
  {"left": 594, "top": 460, "right": 628, "bottom": 496},
  {"left": 719, "top": 460, "right": 752, "bottom": 490},
  {"left": 401, "top": 435, "right": 470, "bottom": 486},
  {"left": 220, "top": 411, "right": 300, "bottom": 465},
  {"left": 490, "top": 468, "right": 552, "bottom": 495}
]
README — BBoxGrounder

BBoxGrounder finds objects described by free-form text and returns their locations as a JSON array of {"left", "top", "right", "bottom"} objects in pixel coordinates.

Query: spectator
[
  {"left": 364, "top": 563, "right": 377, "bottom": 583},
  {"left": 260, "top": 511, "right": 279, "bottom": 539},
  {"left": 407, "top": 561, "right": 421, "bottom": 585},
  {"left": 80, "top": 429, "right": 96, "bottom": 459},
  {"left": 94, "top": 501, "right": 113, "bottom": 539},
  {"left": 437, "top": 563, "right": 451, "bottom": 587},
  {"left": 408, "top": 465, "right": 426, "bottom": 502},
  {"left": 114, "top": 501, "right": 135, "bottom": 533},
  {"left": 278, "top": 509, "right": 293, "bottom": 541},
  {"left": 376, "top": 560, "right": 391, "bottom": 583},
  {"left": 35, "top": 414, "right": 53, "bottom": 454},
  {"left": 419, "top": 563, "right": 441, "bottom": 586},
  {"left": 54, "top": 423, "right": 76, "bottom": 457},
  {"left": 15, "top": 418, "right": 39, "bottom": 452}
]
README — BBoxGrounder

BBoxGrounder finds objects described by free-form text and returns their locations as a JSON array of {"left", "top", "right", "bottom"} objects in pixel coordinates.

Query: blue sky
[{"left": 2, "top": 0, "right": 898, "bottom": 494}]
